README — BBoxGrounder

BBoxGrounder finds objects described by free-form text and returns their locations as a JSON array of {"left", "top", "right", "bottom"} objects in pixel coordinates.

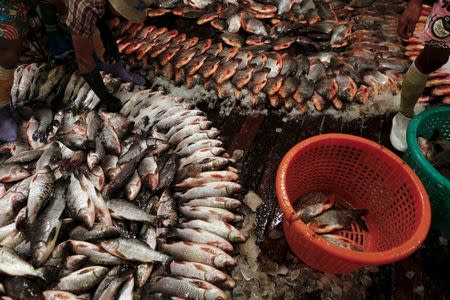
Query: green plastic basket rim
[{"left": 406, "top": 106, "right": 450, "bottom": 190}]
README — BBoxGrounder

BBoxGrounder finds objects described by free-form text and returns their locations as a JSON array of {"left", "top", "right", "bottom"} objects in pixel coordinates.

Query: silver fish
[
  {"left": 94, "top": 266, "right": 130, "bottom": 300},
  {"left": 107, "top": 199, "right": 159, "bottom": 225},
  {"left": 27, "top": 166, "right": 55, "bottom": 225},
  {"left": 100, "top": 238, "right": 171, "bottom": 264},
  {"left": 157, "top": 190, "right": 178, "bottom": 228},
  {"left": 79, "top": 174, "right": 112, "bottom": 226},
  {"left": 70, "top": 240, "right": 125, "bottom": 265},
  {"left": 116, "top": 275, "right": 135, "bottom": 300},
  {"left": 179, "top": 206, "right": 242, "bottom": 223},
  {"left": 0, "top": 246, "right": 43, "bottom": 277},
  {"left": 0, "top": 164, "right": 31, "bottom": 183},
  {"left": 160, "top": 241, "right": 236, "bottom": 268},
  {"left": 69, "top": 224, "right": 121, "bottom": 242},
  {"left": 172, "top": 228, "right": 233, "bottom": 253},
  {"left": 182, "top": 197, "right": 241, "bottom": 210},
  {"left": 66, "top": 173, "right": 95, "bottom": 228},
  {"left": 138, "top": 154, "right": 159, "bottom": 191},
  {"left": 43, "top": 291, "right": 90, "bottom": 300},
  {"left": 36, "top": 142, "right": 61, "bottom": 171},
  {"left": 180, "top": 219, "right": 245, "bottom": 242},
  {"left": 125, "top": 170, "right": 141, "bottom": 201},
  {"left": 148, "top": 276, "right": 229, "bottom": 300},
  {"left": 167, "top": 260, "right": 234, "bottom": 286},
  {"left": 176, "top": 181, "right": 241, "bottom": 201},
  {"left": 176, "top": 171, "right": 239, "bottom": 190},
  {"left": 176, "top": 139, "right": 224, "bottom": 157},
  {"left": 55, "top": 266, "right": 109, "bottom": 293},
  {"left": 60, "top": 255, "right": 89, "bottom": 277},
  {"left": 31, "top": 178, "right": 67, "bottom": 266}
]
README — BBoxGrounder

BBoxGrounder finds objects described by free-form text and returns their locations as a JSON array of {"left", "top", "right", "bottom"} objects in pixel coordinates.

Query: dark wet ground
[{"left": 196, "top": 103, "right": 450, "bottom": 299}]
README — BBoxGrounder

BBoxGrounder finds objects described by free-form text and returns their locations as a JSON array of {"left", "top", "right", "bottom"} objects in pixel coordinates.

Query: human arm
[{"left": 398, "top": 0, "right": 423, "bottom": 39}]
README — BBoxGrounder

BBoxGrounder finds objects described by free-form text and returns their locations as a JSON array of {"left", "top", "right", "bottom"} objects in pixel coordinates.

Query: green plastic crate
[{"left": 403, "top": 106, "right": 450, "bottom": 233}]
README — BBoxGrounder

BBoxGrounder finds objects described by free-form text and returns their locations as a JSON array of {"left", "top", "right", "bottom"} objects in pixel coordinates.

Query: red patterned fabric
[{"left": 0, "top": 22, "right": 19, "bottom": 39}]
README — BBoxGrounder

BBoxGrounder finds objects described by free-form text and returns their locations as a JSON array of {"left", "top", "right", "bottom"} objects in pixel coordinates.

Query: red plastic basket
[{"left": 276, "top": 134, "right": 431, "bottom": 274}]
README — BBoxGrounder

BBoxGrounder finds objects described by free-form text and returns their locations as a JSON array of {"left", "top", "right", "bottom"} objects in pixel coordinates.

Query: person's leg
[
  {"left": 401, "top": 43, "right": 450, "bottom": 117},
  {"left": 390, "top": 42, "right": 450, "bottom": 151},
  {"left": 38, "top": 2, "right": 73, "bottom": 58}
]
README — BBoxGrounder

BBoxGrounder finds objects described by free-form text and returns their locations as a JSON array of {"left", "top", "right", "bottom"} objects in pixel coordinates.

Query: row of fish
[
  {"left": 111, "top": 0, "right": 409, "bottom": 112},
  {"left": 111, "top": 12, "right": 409, "bottom": 112},
  {"left": 403, "top": 5, "right": 450, "bottom": 106},
  {"left": 0, "top": 64, "right": 248, "bottom": 299},
  {"left": 143, "top": 0, "right": 402, "bottom": 43},
  {"left": 10, "top": 63, "right": 133, "bottom": 114},
  {"left": 293, "top": 192, "right": 368, "bottom": 251}
]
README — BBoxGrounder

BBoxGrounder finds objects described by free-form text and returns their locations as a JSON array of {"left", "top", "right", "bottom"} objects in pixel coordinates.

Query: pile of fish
[
  {"left": 293, "top": 192, "right": 368, "bottom": 251},
  {"left": 0, "top": 63, "right": 247, "bottom": 299},
  {"left": 113, "top": 0, "right": 408, "bottom": 112},
  {"left": 418, "top": 130, "right": 450, "bottom": 180},
  {"left": 404, "top": 4, "right": 450, "bottom": 106},
  {"left": 10, "top": 63, "right": 131, "bottom": 113}
]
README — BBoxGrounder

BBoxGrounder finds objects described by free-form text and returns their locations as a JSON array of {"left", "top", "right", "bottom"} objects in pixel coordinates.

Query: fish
[
  {"left": 94, "top": 267, "right": 132, "bottom": 300},
  {"left": 308, "top": 207, "right": 369, "bottom": 234},
  {"left": 0, "top": 246, "right": 43, "bottom": 277},
  {"left": 69, "top": 224, "right": 120, "bottom": 242},
  {"left": 176, "top": 139, "right": 224, "bottom": 157},
  {"left": 125, "top": 170, "right": 141, "bottom": 201},
  {"left": 294, "top": 192, "right": 336, "bottom": 223},
  {"left": 54, "top": 266, "right": 109, "bottom": 293},
  {"left": 43, "top": 291, "right": 91, "bottom": 300},
  {"left": 160, "top": 241, "right": 236, "bottom": 268},
  {"left": 138, "top": 154, "right": 160, "bottom": 190},
  {"left": 0, "top": 178, "right": 32, "bottom": 227},
  {"left": 321, "top": 234, "right": 364, "bottom": 251},
  {"left": 10, "top": 64, "right": 25, "bottom": 108},
  {"left": 30, "top": 178, "right": 67, "bottom": 266},
  {"left": 0, "top": 164, "right": 31, "bottom": 183},
  {"left": 176, "top": 170, "right": 238, "bottom": 189},
  {"left": 167, "top": 260, "right": 233, "bottom": 286},
  {"left": 214, "top": 60, "right": 240, "bottom": 84},
  {"left": 241, "top": 11, "right": 268, "bottom": 36},
  {"left": 2, "top": 70, "right": 247, "bottom": 297},
  {"left": 156, "top": 155, "right": 178, "bottom": 191},
  {"left": 103, "top": 157, "right": 141, "bottom": 199},
  {"left": 171, "top": 227, "right": 234, "bottom": 252},
  {"left": 221, "top": 32, "right": 245, "bottom": 47},
  {"left": 176, "top": 181, "right": 241, "bottom": 201},
  {"left": 336, "top": 74, "right": 358, "bottom": 102},
  {"left": 66, "top": 173, "right": 95, "bottom": 228},
  {"left": 148, "top": 276, "right": 229, "bottom": 300},
  {"left": 101, "top": 238, "right": 171, "bottom": 264},
  {"left": 36, "top": 142, "right": 62, "bottom": 171},
  {"left": 183, "top": 197, "right": 241, "bottom": 210},
  {"left": 180, "top": 205, "right": 242, "bottom": 223},
  {"left": 70, "top": 240, "right": 125, "bottom": 265},
  {"left": 18, "top": 63, "right": 38, "bottom": 103},
  {"left": 180, "top": 219, "right": 246, "bottom": 242},
  {"left": 27, "top": 166, "right": 55, "bottom": 225},
  {"left": 107, "top": 199, "right": 159, "bottom": 225},
  {"left": 179, "top": 147, "right": 226, "bottom": 169}
]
